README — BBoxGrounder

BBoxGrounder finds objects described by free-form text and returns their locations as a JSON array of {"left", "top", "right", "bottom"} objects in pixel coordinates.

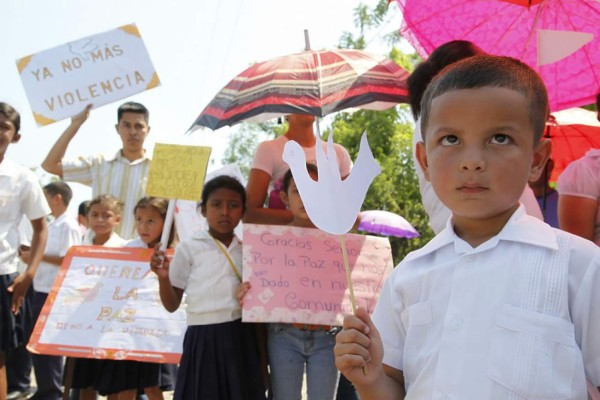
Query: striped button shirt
[{"left": 62, "top": 150, "right": 151, "bottom": 239}]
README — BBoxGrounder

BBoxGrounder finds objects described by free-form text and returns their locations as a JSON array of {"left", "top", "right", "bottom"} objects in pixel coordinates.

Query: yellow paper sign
[{"left": 146, "top": 144, "right": 211, "bottom": 201}]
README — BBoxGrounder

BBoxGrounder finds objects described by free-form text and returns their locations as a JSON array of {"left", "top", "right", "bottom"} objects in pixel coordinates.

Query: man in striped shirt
[{"left": 42, "top": 102, "right": 151, "bottom": 239}]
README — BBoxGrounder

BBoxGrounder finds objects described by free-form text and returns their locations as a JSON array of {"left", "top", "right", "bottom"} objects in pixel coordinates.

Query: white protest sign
[
  {"left": 16, "top": 23, "right": 160, "bottom": 126},
  {"left": 28, "top": 247, "right": 186, "bottom": 363},
  {"left": 242, "top": 224, "right": 393, "bottom": 326}
]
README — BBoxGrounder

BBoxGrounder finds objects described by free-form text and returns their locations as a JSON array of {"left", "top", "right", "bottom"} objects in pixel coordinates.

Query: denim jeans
[{"left": 268, "top": 323, "right": 338, "bottom": 400}]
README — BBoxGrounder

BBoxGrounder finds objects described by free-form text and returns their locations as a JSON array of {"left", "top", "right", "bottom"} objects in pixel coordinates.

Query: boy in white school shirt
[
  {"left": 334, "top": 56, "right": 600, "bottom": 399},
  {"left": 20, "top": 181, "right": 81, "bottom": 399},
  {"left": 0, "top": 102, "right": 49, "bottom": 399}
]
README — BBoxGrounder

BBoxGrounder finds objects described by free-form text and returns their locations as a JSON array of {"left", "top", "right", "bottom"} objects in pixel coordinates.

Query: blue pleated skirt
[
  {"left": 95, "top": 360, "right": 176, "bottom": 395},
  {"left": 174, "top": 319, "right": 266, "bottom": 400}
]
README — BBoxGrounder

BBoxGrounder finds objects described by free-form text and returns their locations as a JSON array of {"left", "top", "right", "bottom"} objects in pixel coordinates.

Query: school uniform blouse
[
  {"left": 0, "top": 158, "right": 50, "bottom": 275},
  {"left": 373, "top": 206, "right": 600, "bottom": 399},
  {"left": 33, "top": 212, "right": 81, "bottom": 293},
  {"left": 82, "top": 231, "right": 127, "bottom": 247},
  {"left": 62, "top": 150, "right": 151, "bottom": 240},
  {"left": 169, "top": 231, "right": 242, "bottom": 326}
]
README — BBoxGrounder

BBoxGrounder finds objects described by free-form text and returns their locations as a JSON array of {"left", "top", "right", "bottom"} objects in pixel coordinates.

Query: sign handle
[
  {"left": 340, "top": 233, "right": 368, "bottom": 375},
  {"left": 160, "top": 199, "right": 176, "bottom": 251}
]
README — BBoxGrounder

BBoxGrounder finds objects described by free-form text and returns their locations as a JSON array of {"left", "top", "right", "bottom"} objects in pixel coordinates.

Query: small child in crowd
[
  {"left": 19, "top": 181, "right": 81, "bottom": 399},
  {"left": 95, "top": 197, "right": 177, "bottom": 400},
  {"left": 0, "top": 102, "right": 50, "bottom": 399},
  {"left": 83, "top": 195, "right": 127, "bottom": 247},
  {"left": 334, "top": 56, "right": 600, "bottom": 399},
  {"left": 267, "top": 164, "right": 339, "bottom": 400},
  {"left": 151, "top": 176, "right": 265, "bottom": 400},
  {"left": 69, "top": 194, "right": 127, "bottom": 400}
]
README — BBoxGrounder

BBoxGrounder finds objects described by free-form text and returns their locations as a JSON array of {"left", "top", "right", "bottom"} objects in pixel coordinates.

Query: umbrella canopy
[
  {"left": 358, "top": 210, "right": 420, "bottom": 238},
  {"left": 546, "top": 107, "right": 600, "bottom": 182},
  {"left": 396, "top": 0, "right": 600, "bottom": 111},
  {"left": 192, "top": 49, "right": 409, "bottom": 130}
]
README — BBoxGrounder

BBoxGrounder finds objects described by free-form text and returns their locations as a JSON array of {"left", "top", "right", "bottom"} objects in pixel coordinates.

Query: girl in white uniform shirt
[{"left": 151, "top": 176, "right": 265, "bottom": 400}]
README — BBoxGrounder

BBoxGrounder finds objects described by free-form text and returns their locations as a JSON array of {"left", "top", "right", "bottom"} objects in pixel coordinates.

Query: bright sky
[{"left": 2, "top": 0, "right": 403, "bottom": 215}]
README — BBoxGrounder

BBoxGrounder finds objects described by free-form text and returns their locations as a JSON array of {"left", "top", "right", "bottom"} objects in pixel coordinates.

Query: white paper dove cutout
[{"left": 282, "top": 131, "right": 381, "bottom": 235}]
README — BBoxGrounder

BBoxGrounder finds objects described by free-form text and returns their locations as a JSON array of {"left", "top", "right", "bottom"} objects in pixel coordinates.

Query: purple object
[{"left": 358, "top": 210, "right": 419, "bottom": 238}]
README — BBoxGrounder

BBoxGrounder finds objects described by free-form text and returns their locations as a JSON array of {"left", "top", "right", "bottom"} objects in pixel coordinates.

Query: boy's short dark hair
[
  {"left": 44, "top": 181, "right": 73, "bottom": 206},
  {"left": 88, "top": 194, "right": 123, "bottom": 216},
  {"left": 78, "top": 200, "right": 90, "bottom": 217},
  {"left": 0, "top": 102, "right": 21, "bottom": 133},
  {"left": 200, "top": 175, "right": 246, "bottom": 213},
  {"left": 420, "top": 55, "right": 549, "bottom": 143},
  {"left": 117, "top": 102, "right": 149, "bottom": 123},
  {"left": 282, "top": 163, "right": 319, "bottom": 193}
]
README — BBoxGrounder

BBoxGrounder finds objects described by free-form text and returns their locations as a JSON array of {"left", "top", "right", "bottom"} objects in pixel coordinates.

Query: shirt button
[
  {"left": 451, "top": 317, "right": 464, "bottom": 330},
  {"left": 465, "top": 255, "right": 475, "bottom": 262}
]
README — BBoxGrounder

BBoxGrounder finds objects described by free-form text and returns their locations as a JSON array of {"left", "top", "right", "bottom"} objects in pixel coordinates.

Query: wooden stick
[
  {"left": 339, "top": 234, "right": 368, "bottom": 375},
  {"left": 160, "top": 199, "right": 176, "bottom": 251},
  {"left": 339, "top": 234, "right": 356, "bottom": 312}
]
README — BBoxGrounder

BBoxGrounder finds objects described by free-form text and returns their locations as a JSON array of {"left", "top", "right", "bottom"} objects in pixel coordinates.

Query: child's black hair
[
  {"left": 78, "top": 200, "right": 90, "bottom": 218},
  {"left": 43, "top": 181, "right": 73, "bottom": 206},
  {"left": 200, "top": 175, "right": 246, "bottom": 212},
  {"left": 0, "top": 102, "right": 21, "bottom": 133},
  {"left": 117, "top": 101, "right": 149, "bottom": 123},
  {"left": 87, "top": 194, "right": 123, "bottom": 216},
  {"left": 420, "top": 55, "right": 549, "bottom": 143},
  {"left": 407, "top": 40, "right": 484, "bottom": 120},
  {"left": 282, "top": 163, "right": 319, "bottom": 193}
]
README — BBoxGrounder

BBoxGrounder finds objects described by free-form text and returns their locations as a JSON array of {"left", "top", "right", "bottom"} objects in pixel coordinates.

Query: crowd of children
[{"left": 2, "top": 51, "right": 600, "bottom": 400}]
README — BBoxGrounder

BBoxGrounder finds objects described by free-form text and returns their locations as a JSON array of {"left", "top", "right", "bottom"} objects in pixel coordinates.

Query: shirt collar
[
  {"left": 106, "top": 150, "right": 151, "bottom": 164},
  {"left": 407, "top": 205, "right": 558, "bottom": 261},
  {"left": 191, "top": 230, "right": 242, "bottom": 248}
]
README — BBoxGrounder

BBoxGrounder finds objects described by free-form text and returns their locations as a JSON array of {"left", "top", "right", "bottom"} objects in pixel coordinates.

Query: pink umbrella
[
  {"left": 396, "top": 0, "right": 600, "bottom": 111},
  {"left": 358, "top": 210, "right": 420, "bottom": 238}
]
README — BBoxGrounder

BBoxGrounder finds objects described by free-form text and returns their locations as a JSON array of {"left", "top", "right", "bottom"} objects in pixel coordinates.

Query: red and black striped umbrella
[{"left": 192, "top": 49, "right": 409, "bottom": 130}]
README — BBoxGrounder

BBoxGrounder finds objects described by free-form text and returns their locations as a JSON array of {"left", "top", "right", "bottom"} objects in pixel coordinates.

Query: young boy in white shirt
[
  {"left": 20, "top": 181, "right": 81, "bottom": 399},
  {"left": 0, "top": 102, "right": 50, "bottom": 399},
  {"left": 334, "top": 56, "right": 600, "bottom": 399}
]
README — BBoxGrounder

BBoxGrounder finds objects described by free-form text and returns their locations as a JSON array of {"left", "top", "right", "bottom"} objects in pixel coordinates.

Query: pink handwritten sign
[
  {"left": 28, "top": 246, "right": 186, "bottom": 363},
  {"left": 242, "top": 224, "right": 393, "bottom": 325}
]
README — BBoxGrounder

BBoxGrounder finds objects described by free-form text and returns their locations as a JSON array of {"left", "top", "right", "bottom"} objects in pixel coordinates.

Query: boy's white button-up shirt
[
  {"left": 373, "top": 206, "right": 600, "bottom": 400},
  {"left": 169, "top": 231, "right": 242, "bottom": 326},
  {"left": 33, "top": 212, "right": 81, "bottom": 293},
  {"left": 0, "top": 158, "right": 50, "bottom": 275}
]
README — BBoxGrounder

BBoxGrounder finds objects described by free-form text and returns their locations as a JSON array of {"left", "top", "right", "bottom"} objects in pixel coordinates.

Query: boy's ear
[
  {"left": 11, "top": 133, "right": 21, "bottom": 144},
  {"left": 415, "top": 141, "right": 431, "bottom": 182},
  {"left": 200, "top": 205, "right": 207, "bottom": 218},
  {"left": 528, "top": 138, "right": 552, "bottom": 183},
  {"left": 279, "top": 191, "right": 289, "bottom": 207}
]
